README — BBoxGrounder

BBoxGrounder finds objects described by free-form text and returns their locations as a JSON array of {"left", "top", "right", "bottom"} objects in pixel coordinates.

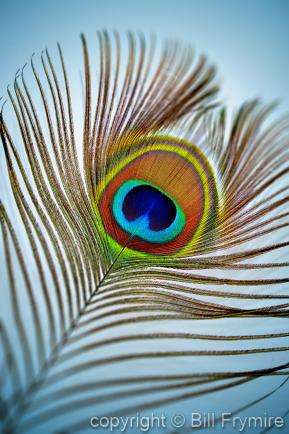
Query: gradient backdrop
[{"left": 1, "top": 0, "right": 289, "bottom": 111}]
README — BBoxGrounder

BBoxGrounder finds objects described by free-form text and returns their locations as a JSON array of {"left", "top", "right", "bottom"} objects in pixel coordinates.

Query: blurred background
[{"left": 0, "top": 0, "right": 289, "bottom": 111}]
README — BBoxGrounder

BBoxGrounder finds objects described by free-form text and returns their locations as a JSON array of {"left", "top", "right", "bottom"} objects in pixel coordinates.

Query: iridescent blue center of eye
[
  {"left": 112, "top": 180, "right": 186, "bottom": 244},
  {"left": 122, "top": 185, "right": 177, "bottom": 231}
]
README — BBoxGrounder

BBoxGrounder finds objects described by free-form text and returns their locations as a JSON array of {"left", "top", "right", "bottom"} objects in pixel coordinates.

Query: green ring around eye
[{"left": 112, "top": 180, "right": 186, "bottom": 244}]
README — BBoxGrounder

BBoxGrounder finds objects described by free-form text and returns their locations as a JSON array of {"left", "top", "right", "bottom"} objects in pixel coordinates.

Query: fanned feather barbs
[{"left": 0, "top": 32, "right": 289, "bottom": 434}]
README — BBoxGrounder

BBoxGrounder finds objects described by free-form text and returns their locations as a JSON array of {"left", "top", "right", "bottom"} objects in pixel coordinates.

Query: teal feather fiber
[{"left": 1, "top": 32, "right": 289, "bottom": 434}]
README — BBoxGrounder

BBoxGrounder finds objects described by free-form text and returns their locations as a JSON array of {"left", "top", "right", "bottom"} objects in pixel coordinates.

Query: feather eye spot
[
  {"left": 112, "top": 180, "right": 185, "bottom": 243},
  {"left": 98, "top": 136, "right": 219, "bottom": 255},
  {"left": 122, "top": 184, "right": 177, "bottom": 230}
]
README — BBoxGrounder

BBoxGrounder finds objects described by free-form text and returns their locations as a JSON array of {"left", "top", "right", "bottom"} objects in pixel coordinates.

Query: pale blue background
[{"left": 0, "top": 0, "right": 289, "bottom": 112}]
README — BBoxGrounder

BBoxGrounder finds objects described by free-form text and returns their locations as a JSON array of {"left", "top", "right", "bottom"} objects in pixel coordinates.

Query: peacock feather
[{"left": 0, "top": 31, "right": 289, "bottom": 433}]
